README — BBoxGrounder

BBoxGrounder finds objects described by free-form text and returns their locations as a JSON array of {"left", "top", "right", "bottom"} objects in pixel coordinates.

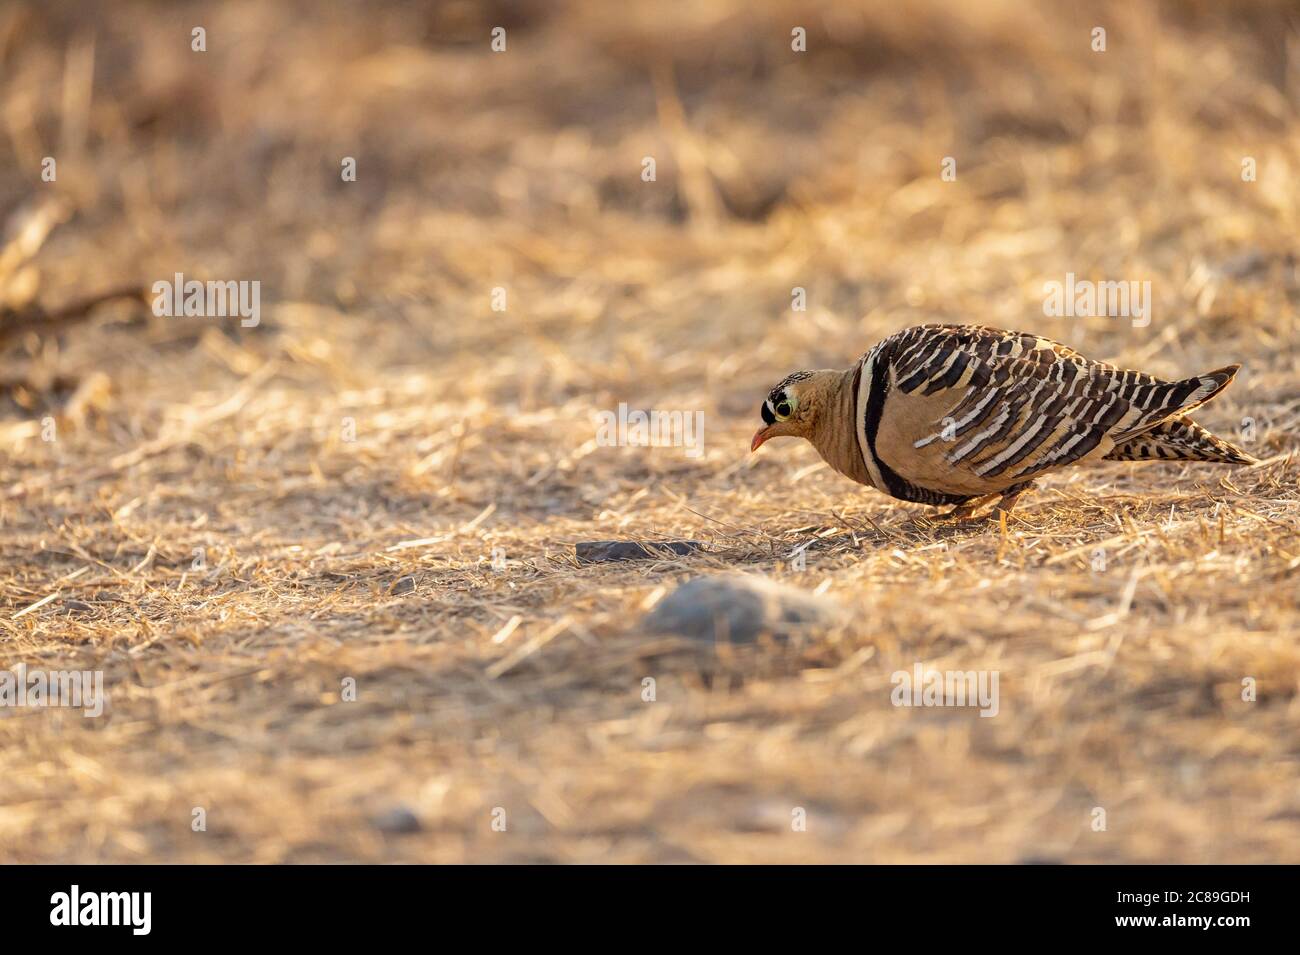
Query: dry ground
[{"left": 1, "top": 0, "right": 1299, "bottom": 863}]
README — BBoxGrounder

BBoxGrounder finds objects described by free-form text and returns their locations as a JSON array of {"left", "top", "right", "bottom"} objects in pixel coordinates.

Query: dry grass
[{"left": 1, "top": 0, "right": 1298, "bottom": 863}]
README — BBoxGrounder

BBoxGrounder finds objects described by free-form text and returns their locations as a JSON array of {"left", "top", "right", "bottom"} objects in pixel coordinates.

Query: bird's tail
[
  {"left": 1172, "top": 364, "right": 1241, "bottom": 419},
  {"left": 1112, "top": 363, "right": 1243, "bottom": 443},
  {"left": 1105, "top": 414, "right": 1257, "bottom": 464}
]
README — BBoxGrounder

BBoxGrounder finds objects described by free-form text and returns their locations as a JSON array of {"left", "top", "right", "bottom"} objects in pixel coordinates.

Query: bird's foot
[
  {"left": 932, "top": 497, "right": 994, "bottom": 522},
  {"left": 991, "top": 481, "right": 1035, "bottom": 518},
  {"left": 933, "top": 482, "right": 1036, "bottom": 523}
]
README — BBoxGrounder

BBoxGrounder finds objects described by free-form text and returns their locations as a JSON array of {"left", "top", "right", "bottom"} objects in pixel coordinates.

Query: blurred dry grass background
[{"left": 1, "top": 0, "right": 1298, "bottom": 862}]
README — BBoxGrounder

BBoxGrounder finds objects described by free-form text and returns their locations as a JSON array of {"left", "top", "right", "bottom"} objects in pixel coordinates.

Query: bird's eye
[{"left": 774, "top": 399, "right": 794, "bottom": 420}]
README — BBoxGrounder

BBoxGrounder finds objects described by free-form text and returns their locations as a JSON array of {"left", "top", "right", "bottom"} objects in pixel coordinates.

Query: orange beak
[{"left": 750, "top": 427, "right": 773, "bottom": 453}]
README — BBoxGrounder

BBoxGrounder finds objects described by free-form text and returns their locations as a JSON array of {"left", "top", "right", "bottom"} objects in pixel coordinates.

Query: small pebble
[
  {"left": 371, "top": 805, "right": 422, "bottom": 834},
  {"left": 576, "top": 540, "right": 702, "bottom": 564},
  {"left": 388, "top": 576, "right": 416, "bottom": 596}
]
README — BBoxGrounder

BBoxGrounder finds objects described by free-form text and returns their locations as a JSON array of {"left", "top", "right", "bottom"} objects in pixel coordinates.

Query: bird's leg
[
  {"left": 933, "top": 494, "right": 997, "bottom": 522},
  {"left": 991, "top": 480, "right": 1035, "bottom": 518},
  {"left": 933, "top": 481, "right": 1036, "bottom": 523}
]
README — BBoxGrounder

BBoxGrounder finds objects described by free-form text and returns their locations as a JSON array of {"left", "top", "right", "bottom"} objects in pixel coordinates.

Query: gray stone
[
  {"left": 642, "top": 574, "right": 843, "bottom": 644},
  {"left": 576, "top": 540, "right": 703, "bottom": 563},
  {"left": 371, "top": 805, "right": 422, "bottom": 834}
]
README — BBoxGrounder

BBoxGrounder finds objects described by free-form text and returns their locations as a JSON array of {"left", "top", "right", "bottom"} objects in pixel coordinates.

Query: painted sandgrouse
[{"left": 751, "top": 324, "right": 1255, "bottom": 515}]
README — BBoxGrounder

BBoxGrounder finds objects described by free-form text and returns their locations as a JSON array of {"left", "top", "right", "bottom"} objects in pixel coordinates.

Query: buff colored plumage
[{"left": 751, "top": 324, "right": 1255, "bottom": 515}]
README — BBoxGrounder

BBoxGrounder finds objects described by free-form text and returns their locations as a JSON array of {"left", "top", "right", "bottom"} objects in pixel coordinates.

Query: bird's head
[{"left": 750, "top": 369, "right": 843, "bottom": 453}]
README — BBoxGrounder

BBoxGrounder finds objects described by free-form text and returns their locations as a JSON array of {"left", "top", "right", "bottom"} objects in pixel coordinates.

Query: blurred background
[
  {"left": 3, "top": 0, "right": 1295, "bottom": 399},
  {"left": 1, "top": 1, "right": 1298, "bottom": 863}
]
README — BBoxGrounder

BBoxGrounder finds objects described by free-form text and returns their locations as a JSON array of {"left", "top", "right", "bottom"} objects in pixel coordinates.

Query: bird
[{"left": 750, "top": 323, "right": 1256, "bottom": 517}]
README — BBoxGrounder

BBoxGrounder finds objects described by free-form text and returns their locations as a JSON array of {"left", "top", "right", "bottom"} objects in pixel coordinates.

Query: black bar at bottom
[{"left": 0, "top": 864, "right": 1285, "bottom": 941}]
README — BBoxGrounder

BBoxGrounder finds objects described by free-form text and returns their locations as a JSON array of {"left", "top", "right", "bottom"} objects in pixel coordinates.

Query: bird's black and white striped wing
[{"left": 861, "top": 325, "right": 1236, "bottom": 495}]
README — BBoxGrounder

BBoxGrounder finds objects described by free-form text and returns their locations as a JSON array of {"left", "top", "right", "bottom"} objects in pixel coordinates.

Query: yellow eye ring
[{"left": 774, "top": 399, "right": 794, "bottom": 420}]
